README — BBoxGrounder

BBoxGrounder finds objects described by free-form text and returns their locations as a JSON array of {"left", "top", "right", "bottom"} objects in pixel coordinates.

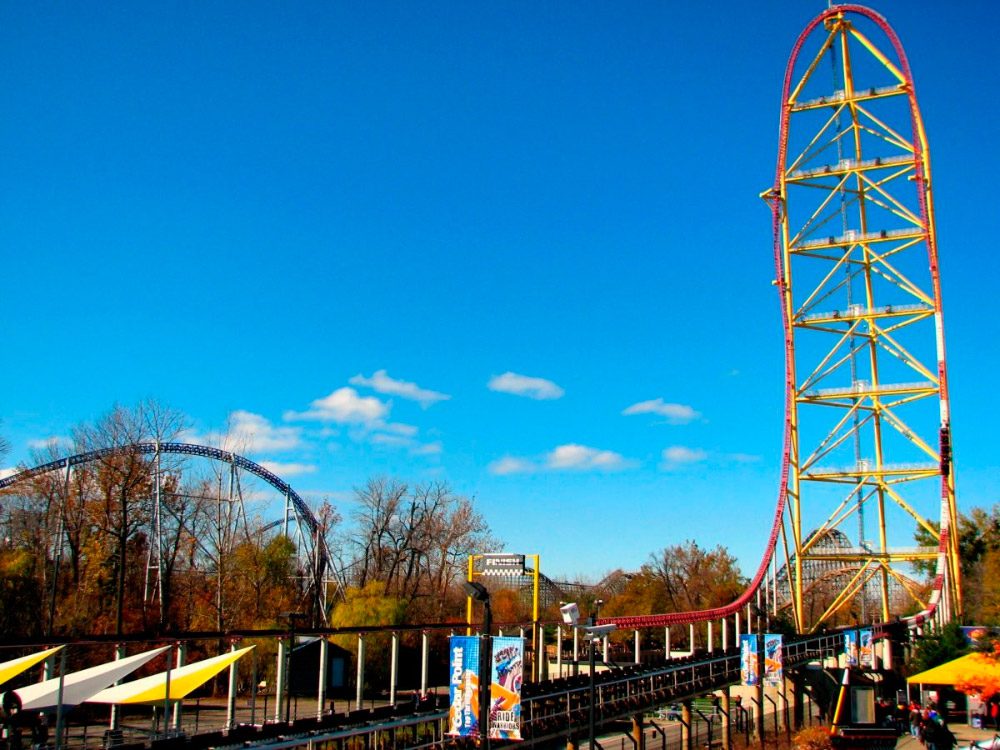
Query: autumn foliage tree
[{"left": 603, "top": 540, "right": 746, "bottom": 648}]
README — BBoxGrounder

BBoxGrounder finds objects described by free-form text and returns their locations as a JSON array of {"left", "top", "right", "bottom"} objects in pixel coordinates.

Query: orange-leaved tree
[{"left": 956, "top": 640, "right": 1000, "bottom": 700}]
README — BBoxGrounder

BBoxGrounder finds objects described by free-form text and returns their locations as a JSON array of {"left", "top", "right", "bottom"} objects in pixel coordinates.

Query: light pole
[
  {"left": 560, "top": 600, "right": 615, "bottom": 750},
  {"left": 280, "top": 611, "right": 307, "bottom": 724},
  {"left": 464, "top": 581, "right": 492, "bottom": 750},
  {"left": 753, "top": 605, "right": 766, "bottom": 749}
]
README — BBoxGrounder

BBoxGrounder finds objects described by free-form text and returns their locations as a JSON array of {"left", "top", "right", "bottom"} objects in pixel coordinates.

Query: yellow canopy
[
  {"left": 0, "top": 646, "right": 64, "bottom": 688},
  {"left": 906, "top": 652, "right": 1000, "bottom": 685},
  {"left": 88, "top": 646, "right": 254, "bottom": 705}
]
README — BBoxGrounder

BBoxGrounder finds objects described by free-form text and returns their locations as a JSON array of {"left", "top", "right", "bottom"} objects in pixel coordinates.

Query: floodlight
[
  {"left": 560, "top": 602, "right": 580, "bottom": 626},
  {"left": 582, "top": 624, "right": 617, "bottom": 640},
  {"left": 463, "top": 580, "right": 490, "bottom": 603}
]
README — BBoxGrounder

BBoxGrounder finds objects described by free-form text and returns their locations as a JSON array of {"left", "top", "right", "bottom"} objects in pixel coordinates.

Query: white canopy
[{"left": 10, "top": 646, "right": 169, "bottom": 710}]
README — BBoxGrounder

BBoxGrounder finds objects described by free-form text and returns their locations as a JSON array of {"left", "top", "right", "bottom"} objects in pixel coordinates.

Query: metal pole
[
  {"left": 172, "top": 643, "right": 186, "bottom": 729},
  {"left": 531, "top": 554, "right": 540, "bottom": 681},
  {"left": 110, "top": 643, "right": 124, "bottom": 730},
  {"left": 756, "top": 627, "right": 765, "bottom": 748},
  {"left": 481, "top": 603, "right": 493, "bottom": 750},
  {"left": 355, "top": 635, "right": 366, "bottom": 711},
  {"left": 420, "top": 631, "right": 429, "bottom": 697},
  {"left": 162, "top": 643, "right": 174, "bottom": 737},
  {"left": 317, "top": 638, "right": 328, "bottom": 720},
  {"left": 54, "top": 646, "right": 67, "bottom": 750},
  {"left": 389, "top": 632, "right": 399, "bottom": 705},
  {"left": 588, "top": 627, "right": 596, "bottom": 750},
  {"left": 556, "top": 626, "right": 563, "bottom": 678},
  {"left": 634, "top": 630, "right": 641, "bottom": 665},
  {"left": 275, "top": 637, "right": 288, "bottom": 723},
  {"left": 226, "top": 642, "right": 238, "bottom": 729}
]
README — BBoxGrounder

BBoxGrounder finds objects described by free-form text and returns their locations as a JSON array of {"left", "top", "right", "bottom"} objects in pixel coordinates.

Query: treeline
[{"left": 0, "top": 402, "right": 497, "bottom": 638}]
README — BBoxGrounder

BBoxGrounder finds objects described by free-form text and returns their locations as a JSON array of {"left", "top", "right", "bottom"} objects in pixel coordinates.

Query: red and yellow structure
[{"left": 763, "top": 5, "right": 960, "bottom": 631}]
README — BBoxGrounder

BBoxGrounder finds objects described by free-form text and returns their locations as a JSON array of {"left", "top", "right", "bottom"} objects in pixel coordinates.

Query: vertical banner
[
  {"left": 447, "top": 636, "right": 481, "bottom": 738},
  {"left": 764, "top": 634, "right": 783, "bottom": 686},
  {"left": 488, "top": 636, "right": 524, "bottom": 741},
  {"left": 740, "top": 634, "right": 759, "bottom": 686},
  {"left": 844, "top": 631, "right": 859, "bottom": 667},
  {"left": 859, "top": 629, "right": 874, "bottom": 668}
]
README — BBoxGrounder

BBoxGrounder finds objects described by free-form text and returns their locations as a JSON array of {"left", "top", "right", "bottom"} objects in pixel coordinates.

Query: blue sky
[{"left": 2, "top": 2, "right": 998, "bottom": 581}]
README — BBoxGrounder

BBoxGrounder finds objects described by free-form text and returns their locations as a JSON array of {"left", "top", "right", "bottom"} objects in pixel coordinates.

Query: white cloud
[
  {"left": 27, "top": 436, "right": 72, "bottom": 451},
  {"left": 546, "top": 444, "right": 630, "bottom": 471},
  {"left": 490, "top": 444, "right": 633, "bottom": 475},
  {"left": 728, "top": 453, "right": 760, "bottom": 463},
  {"left": 382, "top": 422, "right": 419, "bottom": 437},
  {"left": 350, "top": 369, "right": 450, "bottom": 407},
  {"left": 413, "top": 441, "right": 442, "bottom": 456},
  {"left": 488, "top": 456, "right": 537, "bottom": 475},
  {"left": 0, "top": 467, "right": 18, "bottom": 480},
  {"left": 661, "top": 446, "right": 708, "bottom": 468},
  {"left": 488, "top": 372, "right": 564, "bottom": 400},
  {"left": 259, "top": 461, "right": 317, "bottom": 477},
  {"left": 228, "top": 411, "right": 302, "bottom": 452},
  {"left": 623, "top": 398, "right": 700, "bottom": 424},
  {"left": 184, "top": 412, "right": 302, "bottom": 455},
  {"left": 286, "top": 387, "right": 389, "bottom": 425},
  {"left": 370, "top": 433, "right": 413, "bottom": 448}
]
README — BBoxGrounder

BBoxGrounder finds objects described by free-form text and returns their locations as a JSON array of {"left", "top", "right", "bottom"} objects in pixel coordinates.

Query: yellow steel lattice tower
[{"left": 763, "top": 5, "right": 959, "bottom": 632}]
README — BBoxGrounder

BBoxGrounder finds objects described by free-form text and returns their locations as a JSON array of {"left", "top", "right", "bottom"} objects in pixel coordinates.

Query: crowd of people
[{"left": 903, "top": 700, "right": 958, "bottom": 750}]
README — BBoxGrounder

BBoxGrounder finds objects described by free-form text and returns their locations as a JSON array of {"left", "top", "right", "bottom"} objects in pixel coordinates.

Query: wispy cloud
[
  {"left": 623, "top": 398, "right": 700, "bottom": 424},
  {"left": 27, "top": 436, "right": 72, "bottom": 451},
  {"left": 488, "top": 456, "right": 537, "bottom": 475},
  {"left": 259, "top": 461, "right": 317, "bottom": 477},
  {"left": 489, "top": 443, "right": 633, "bottom": 475},
  {"left": 0, "top": 467, "right": 18, "bottom": 480},
  {"left": 546, "top": 444, "right": 630, "bottom": 471},
  {"left": 661, "top": 445, "right": 708, "bottom": 469},
  {"left": 350, "top": 369, "right": 450, "bottom": 407},
  {"left": 488, "top": 372, "right": 564, "bottom": 400},
  {"left": 285, "top": 387, "right": 389, "bottom": 425}
]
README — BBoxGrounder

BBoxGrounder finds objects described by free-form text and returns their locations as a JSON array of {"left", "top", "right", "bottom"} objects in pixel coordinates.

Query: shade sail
[
  {"left": 906, "top": 652, "right": 1000, "bottom": 685},
  {"left": 0, "top": 646, "right": 64, "bottom": 689},
  {"left": 11, "top": 646, "right": 169, "bottom": 710},
  {"left": 88, "top": 646, "right": 254, "bottom": 705}
]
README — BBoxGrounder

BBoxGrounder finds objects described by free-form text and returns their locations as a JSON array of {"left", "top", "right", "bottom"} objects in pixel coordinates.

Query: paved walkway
[{"left": 896, "top": 723, "right": 1000, "bottom": 748}]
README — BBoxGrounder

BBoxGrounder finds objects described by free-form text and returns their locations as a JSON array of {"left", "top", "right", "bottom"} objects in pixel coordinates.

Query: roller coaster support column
[
  {"left": 689, "top": 624, "right": 695, "bottom": 652},
  {"left": 633, "top": 630, "right": 640, "bottom": 665},
  {"left": 708, "top": 621, "right": 714, "bottom": 653},
  {"left": 722, "top": 617, "right": 728, "bottom": 651},
  {"left": 665, "top": 627, "right": 671, "bottom": 659}
]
